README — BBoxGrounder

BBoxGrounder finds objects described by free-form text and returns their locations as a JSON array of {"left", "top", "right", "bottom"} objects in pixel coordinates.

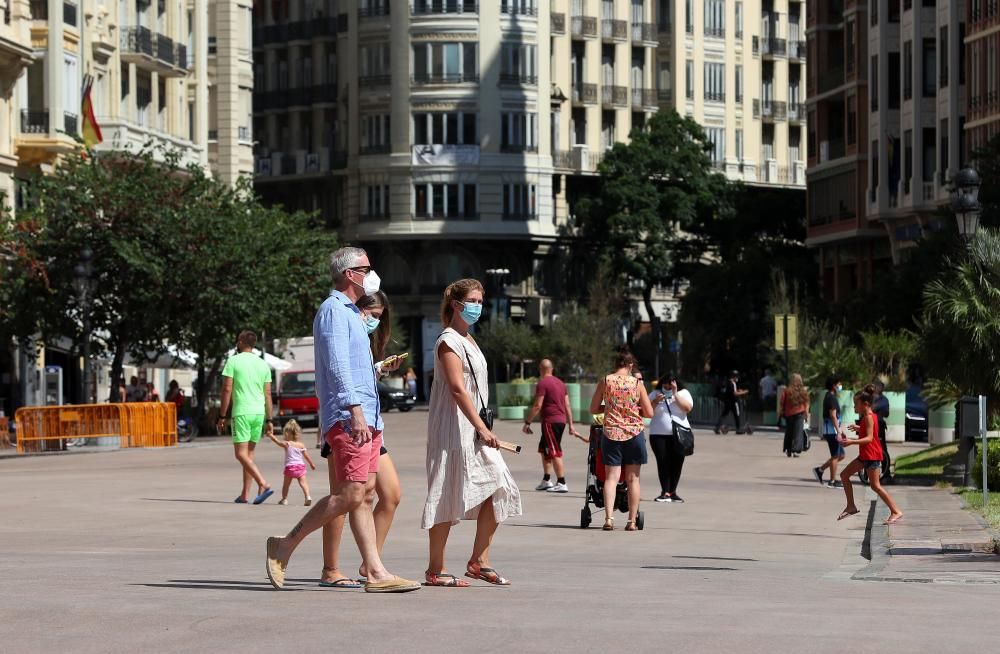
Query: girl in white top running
[{"left": 648, "top": 374, "right": 694, "bottom": 503}]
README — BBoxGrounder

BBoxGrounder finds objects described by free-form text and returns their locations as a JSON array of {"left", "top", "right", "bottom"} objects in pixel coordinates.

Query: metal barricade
[{"left": 14, "top": 403, "right": 177, "bottom": 453}]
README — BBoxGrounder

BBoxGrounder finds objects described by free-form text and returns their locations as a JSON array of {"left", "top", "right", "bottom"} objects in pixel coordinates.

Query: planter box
[
  {"left": 499, "top": 406, "right": 527, "bottom": 421},
  {"left": 928, "top": 407, "right": 956, "bottom": 445}
]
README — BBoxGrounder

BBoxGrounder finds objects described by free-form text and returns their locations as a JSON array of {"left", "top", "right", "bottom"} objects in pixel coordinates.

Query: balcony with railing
[
  {"left": 752, "top": 99, "right": 787, "bottom": 120},
  {"left": 500, "top": 144, "right": 539, "bottom": 154},
  {"left": 787, "top": 102, "right": 805, "bottom": 121},
  {"left": 632, "top": 88, "right": 658, "bottom": 109},
  {"left": 631, "top": 22, "right": 657, "bottom": 43},
  {"left": 602, "top": 18, "right": 627, "bottom": 41},
  {"left": 788, "top": 40, "right": 807, "bottom": 59},
  {"left": 704, "top": 25, "right": 724, "bottom": 38},
  {"left": 412, "top": 1, "right": 477, "bottom": 15},
  {"left": 602, "top": 85, "right": 627, "bottom": 107},
  {"left": 360, "top": 74, "right": 392, "bottom": 88},
  {"left": 29, "top": 0, "right": 78, "bottom": 24},
  {"left": 571, "top": 15, "right": 598, "bottom": 37},
  {"left": 753, "top": 36, "right": 788, "bottom": 57},
  {"left": 500, "top": 1, "right": 535, "bottom": 16},
  {"left": 552, "top": 12, "right": 566, "bottom": 33},
  {"left": 411, "top": 73, "right": 478, "bottom": 85},
  {"left": 416, "top": 211, "right": 481, "bottom": 221},
  {"left": 359, "top": 5, "right": 390, "bottom": 19},
  {"left": 970, "top": 0, "right": 1000, "bottom": 27},
  {"left": 572, "top": 82, "right": 597, "bottom": 105},
  {"left": 499, "top": 72, "right": 538, "bottom": 86},
  {"left": 704, "top": 90, "right": 725, "bottom": 103},
  {"left": 120, "top": 26, "right": 188, "bottom": 76},
  {"left": 20, "top": 110, "right": 48, "bottom": 134},
  {"left": 238, "top": 126, "right": 251, "bottom": 141}
]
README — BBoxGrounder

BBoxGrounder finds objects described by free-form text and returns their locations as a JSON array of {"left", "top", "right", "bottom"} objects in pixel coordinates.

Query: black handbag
[
  {"left": 464, "top": 349, "right": 494, "bottom": 430},
  {"left": 666, "top": 399, "right": 694, "bottom": 456}
]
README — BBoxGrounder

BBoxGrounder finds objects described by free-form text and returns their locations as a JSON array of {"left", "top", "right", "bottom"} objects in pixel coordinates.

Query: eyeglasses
[{"left": 347, "top": 266, "right": 372, "bottom": 274}]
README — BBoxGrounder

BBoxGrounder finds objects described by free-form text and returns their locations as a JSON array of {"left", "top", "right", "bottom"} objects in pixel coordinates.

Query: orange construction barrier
[{"left": 14, "top": 403, "right": 178, "bottom": 453}]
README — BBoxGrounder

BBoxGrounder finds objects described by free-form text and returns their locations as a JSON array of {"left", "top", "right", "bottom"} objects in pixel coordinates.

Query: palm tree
[{"left": 921, "top": 228, "right": 1000, "bottom": 410}]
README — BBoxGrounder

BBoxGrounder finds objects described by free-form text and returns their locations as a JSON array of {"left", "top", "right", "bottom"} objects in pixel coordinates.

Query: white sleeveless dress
[{"left": 421, "top": 328, "right": 522, "bottom": 529}]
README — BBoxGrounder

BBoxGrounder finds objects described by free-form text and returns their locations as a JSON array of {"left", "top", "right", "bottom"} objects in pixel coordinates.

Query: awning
[{"left": 224, "top": 348, "right": 293, "bottom": 372}]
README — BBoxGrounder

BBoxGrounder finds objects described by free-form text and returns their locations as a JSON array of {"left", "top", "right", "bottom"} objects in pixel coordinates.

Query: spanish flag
[{"left": 80, "top": 75, "right": 103, "bottom": 148}]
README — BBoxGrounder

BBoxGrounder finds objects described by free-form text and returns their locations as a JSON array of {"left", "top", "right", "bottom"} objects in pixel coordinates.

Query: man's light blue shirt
[{"left": 314, "top": 290, "right": 382, "bottom": 435}]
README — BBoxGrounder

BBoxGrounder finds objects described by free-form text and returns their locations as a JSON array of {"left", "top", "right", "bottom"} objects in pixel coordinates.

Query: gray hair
[{"left": 330, "top": 246, "right": 367, "bottom": 283}]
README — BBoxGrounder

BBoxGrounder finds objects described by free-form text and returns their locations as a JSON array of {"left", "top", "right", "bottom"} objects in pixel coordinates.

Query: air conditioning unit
[{"left": 526, "top": 297, "right": 552, "bottom": 327}]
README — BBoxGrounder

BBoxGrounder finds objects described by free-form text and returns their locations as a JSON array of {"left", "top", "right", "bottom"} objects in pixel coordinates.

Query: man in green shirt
[{"left": 218, "top": 331, "right": 275, "bottom": 504}]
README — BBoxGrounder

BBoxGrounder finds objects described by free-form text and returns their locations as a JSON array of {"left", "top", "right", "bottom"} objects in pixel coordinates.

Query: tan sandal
[
  {"left": 602, "top": 517, "right": 614, "bottom": 531},
  {"left": 625, "top": 520, "right": 638, "bottom": 531}
]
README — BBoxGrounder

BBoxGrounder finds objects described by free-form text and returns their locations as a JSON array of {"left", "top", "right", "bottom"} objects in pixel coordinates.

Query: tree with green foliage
[
  {"left": 919, "top": 229, "right": 1000, "bottom": 411},
  {"left": 575, "top": 110, "right": 733, "bottom": 322},
  {"left": 678, "top": 187, "right": 814, "bottom": 379},
  {"left": 0, "top": 145, "right": 335, "bottom": 410}
]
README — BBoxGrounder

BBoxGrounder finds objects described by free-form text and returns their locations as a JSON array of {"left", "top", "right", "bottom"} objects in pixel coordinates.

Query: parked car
[
  {"left": 276, "top": 370, "right": 415, "bottom": 425},
  {"left": 379, "top": 382, "right": 415, "bottom": 412},
  {"left": 275, "top": 370, "right": 318, "bottom": 428}
]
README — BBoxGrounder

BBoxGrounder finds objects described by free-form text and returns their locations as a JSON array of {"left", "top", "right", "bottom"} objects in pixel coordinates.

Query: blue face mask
[
  {"left": 459, "top": 301, "right": 482, "bottom": 325},
  {"left": 362, "top": 314, "right": 380, "bottom": 335}
]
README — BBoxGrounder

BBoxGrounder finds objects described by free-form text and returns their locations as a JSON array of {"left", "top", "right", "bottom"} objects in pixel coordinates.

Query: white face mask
[{"left": 358, "top": 270, "right": 380, "bottom": 296}]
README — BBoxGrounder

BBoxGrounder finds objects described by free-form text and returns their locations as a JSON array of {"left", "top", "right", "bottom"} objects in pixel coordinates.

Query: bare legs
[
  {"left": 603, "top": 464, "right": 621, "bottom": 523},
  {"left": 234, "top": 442, "right": 268, "bottom": 501},
  {"left": 274, "top": 453, "right": 394, "bottom": 585},
  {"left": 624, "top": 464, "right": 641, "bottom": 524},
  {"left": 322, "top": 452, "right": 401, "bottom": 582},
  {"left": 838, "top": 459, "right": 903, "bottom": 523},
  {"left": 819, "top": 454, "right": 843, "bottom": 484},
  {"left": 427, "top": 496, "right": 500, "bottom": 576},
  {"left": 539, "top": 454, "right": 565, "bottom": 480}
]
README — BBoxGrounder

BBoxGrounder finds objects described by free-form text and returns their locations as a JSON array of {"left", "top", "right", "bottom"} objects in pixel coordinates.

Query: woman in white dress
[{"left": 422, "top": 279, "right": 522, "bottom": 587}]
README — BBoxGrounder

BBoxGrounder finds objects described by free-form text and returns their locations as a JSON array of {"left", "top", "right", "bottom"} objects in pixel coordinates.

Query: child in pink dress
[{"left": 268, "top": 419, "right": 316, "bottom": 506}]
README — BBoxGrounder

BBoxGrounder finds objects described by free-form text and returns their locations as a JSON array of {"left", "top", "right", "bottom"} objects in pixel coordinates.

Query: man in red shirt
[{"left": 523, "top": 359, "right": 584, "bottom": 493}]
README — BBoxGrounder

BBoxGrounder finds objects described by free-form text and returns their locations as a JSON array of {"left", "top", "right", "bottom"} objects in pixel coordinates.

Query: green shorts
[{"left": 232, "top": 414, "right": 265, "bottom": 444}]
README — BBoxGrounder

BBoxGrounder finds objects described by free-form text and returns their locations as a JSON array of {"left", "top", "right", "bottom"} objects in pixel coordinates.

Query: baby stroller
[{"left": 579, "top": 420, "right": 645, "bottom": 530}]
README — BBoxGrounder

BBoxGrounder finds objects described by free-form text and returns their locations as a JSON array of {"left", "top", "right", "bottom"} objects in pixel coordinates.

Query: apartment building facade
[
  {"left": 805, "top": 0, "right": 968, "bottom": 302},
  {"left": 3, "top": 0, "right": 253, "bottom": 410},
  {"left": 966, "top": 0, "right": 1000, "bottom": 153},
  {"left": 15, "top": 0, "right": 251, "bottom": 184},
  {"left": 653, "top": 0, "right": 807, "bottom": 188}
]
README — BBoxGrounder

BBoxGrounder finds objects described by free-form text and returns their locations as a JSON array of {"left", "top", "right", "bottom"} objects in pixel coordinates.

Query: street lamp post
[
  {"left": 947, "top": 167, "right": 982, "bottom": 486},
  {"left": 73, "top": 248, "right": 94, "bottom": 405},
  {"left": 951, "top": 167, "right": 982, "bottom": 242}
]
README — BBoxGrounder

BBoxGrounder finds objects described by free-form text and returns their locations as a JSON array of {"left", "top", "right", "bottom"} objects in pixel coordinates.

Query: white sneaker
[
  {"left": 535, "top": 480, "right": 554, "bottom": 491},
  {"left": 547, "top": 482, "right": 569, "bottom": 493},
  {"left": 277, "top": 499, "right": 288, "bottom": 505}
]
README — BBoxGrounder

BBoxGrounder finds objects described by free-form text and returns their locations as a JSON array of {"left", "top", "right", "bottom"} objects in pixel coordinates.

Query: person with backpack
[{"left": 715, "top": 370, "right": 749, "bottom": 434}]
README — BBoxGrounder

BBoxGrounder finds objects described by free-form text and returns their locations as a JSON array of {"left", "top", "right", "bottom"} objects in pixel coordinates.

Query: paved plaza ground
[{"left": 2, "top": 411, "right": 1000, "bottom": 653}]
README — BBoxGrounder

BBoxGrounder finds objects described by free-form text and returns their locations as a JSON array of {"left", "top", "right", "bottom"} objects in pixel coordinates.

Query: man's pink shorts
[{"left": 324, "top": 422, "right": 382, "bottom": 483}]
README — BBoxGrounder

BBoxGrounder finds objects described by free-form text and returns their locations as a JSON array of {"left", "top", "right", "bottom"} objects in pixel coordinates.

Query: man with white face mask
[{"left": 265, "top": 246, "right": 420, "bottom": 594}]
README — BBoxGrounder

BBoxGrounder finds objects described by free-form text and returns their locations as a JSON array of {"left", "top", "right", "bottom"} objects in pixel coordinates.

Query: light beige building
[
  {"left": 0, "top": 0, "right": 34, "bottom": 203},
  {"left": 251, "top": 0, "right": 808, "bottom": 388},
  {"left": 655, "top": 0, "right": 807, "bottom": 187},
  {"left": 3, "top": 0, "right": 252, "bottom": 409},
  {"left": 13, "top": 0, "right": 251, "bottom": 186}
]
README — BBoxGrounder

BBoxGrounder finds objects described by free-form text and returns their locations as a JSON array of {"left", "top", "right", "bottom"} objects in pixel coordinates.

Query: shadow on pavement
[
  {"left": 135, "top": 580, "right": 302, "bottom": 592},
  {"left": 673, "top": 555, "right": 758, "bottom": 562},
  {"left": 642, "top": 565, "right": 738, "bottom": 571},
  {"left": 507, "top": 523, "right": 582, "bottom": 530},
  {"left": 141, "top": 498, "right": 242, "bottom": 505}
]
